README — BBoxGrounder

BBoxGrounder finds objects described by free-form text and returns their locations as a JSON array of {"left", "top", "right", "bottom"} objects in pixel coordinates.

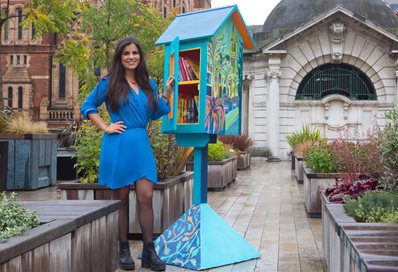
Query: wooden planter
[
  {"left": 58, "top": 172, "right": 193, "bottom": 235},
  {"left": 237, "top": 151, "right": 251, "bottom": 170},
  {"left": 321, "top": 194, "right": 355, "bottom": 272},
  {"left": 186, "top": 156, "right": 237, "bottom": 190},
  {"left": 303, "top": 165, "right": 338, "bottom": 216},
  {"left": 57, "top": 147, "right": 77, "bottom": 181},
  {"left": 321, "top": 195, "right": 398, "bottom": 272},
  {"left": 0, "top": 200, "right": 121, "bottom": 272},
  {"left": 0, "top": 133, "right": 57, "bottom": 190},
  {"left": 294, "top": 155, "right": 303, "bottom": 183}
]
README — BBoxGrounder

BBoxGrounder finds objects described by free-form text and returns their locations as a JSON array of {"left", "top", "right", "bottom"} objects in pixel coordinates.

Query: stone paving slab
[{"left": 14, "top": 158, "right": 324, "bottom": 272}]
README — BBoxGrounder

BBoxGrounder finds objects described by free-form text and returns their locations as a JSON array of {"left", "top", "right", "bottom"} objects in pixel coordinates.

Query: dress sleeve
[
  {"left": 80, "top": 77, "right": 109, "bottom": 120},
  {"left": 149, "top": 79, "right": 170, "bottom": 120}
]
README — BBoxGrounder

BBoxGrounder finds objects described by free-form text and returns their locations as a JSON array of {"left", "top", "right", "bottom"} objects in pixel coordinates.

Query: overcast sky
[{"left": 211, "top": 0, "right": 281, "bottom": 26}]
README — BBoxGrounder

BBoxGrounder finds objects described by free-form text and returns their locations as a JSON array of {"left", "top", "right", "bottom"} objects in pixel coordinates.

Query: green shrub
[
  {"left": 304, "top": 142, "right": 336, "bottom": 173},
  {"left": 344, "top": 191, "right": 398, "bottom": 223},
  {"left": 379, "top": 108, "right": 398, "bottom": 191},
  {"left": 208, "top": 141, "right": 226, "bottom": 161},
  {"left": 0, "top": 192, "right": 40, "bottom": 241},
  {"left": 72, "top": 120, "right": 103, "bottom": 183}
]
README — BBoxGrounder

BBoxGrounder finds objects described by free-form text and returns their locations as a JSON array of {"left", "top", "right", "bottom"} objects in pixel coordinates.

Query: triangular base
[{"left": 154, "top": 204, "right": 260, "bottom": 270}]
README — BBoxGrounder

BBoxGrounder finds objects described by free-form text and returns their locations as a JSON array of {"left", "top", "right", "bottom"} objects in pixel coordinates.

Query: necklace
[{"left": 130, "top": 80, "right": 136, "bottom": 85}]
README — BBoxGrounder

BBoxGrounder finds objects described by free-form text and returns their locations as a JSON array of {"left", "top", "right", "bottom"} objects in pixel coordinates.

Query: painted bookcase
[
  {"left": 156, "top": 5, "right": 255, "bottom": 136},
  {"left": 153, "top": 6, "right": 259, "bottom": 271}
]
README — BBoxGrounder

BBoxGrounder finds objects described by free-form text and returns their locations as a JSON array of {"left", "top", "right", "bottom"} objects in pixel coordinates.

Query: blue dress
[{"left": 80, "top": 77, "right": 170, "bottom": 189}]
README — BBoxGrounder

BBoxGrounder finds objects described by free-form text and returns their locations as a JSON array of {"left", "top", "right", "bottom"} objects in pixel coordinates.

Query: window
[
  {"left": 18, "top": 87, "right": 23, "bottom": 109},
  {"left": 17, "top": 55, "right": 20, "bottom": 65},
  {"left": 296, "top": 63, "right": 377, "bottom": 101},
  {"left": 24, "top": 55, "right": 27, "bottom": 65},
  {"left": 7, "top": 87, "right": 13, "bottom": 108},
  {"left": 163, "top": 7, "right": 167, "bottom": 17},
  {"left": 3, "top": 9, "right": 9, "bottom": 40},
  {"left": 59, "top": 64, "right": 66, "bottom": 99},
  {"left": 173, "top": 0, "right": 176, "bottom": 7},
  {"left": 10, "top": 55, "right": 13, "bottom": 65},
  {"left": 17, "top": 9, "right": 23, "bottom": 40}
]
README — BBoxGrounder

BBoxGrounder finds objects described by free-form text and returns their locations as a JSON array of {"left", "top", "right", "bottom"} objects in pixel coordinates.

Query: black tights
[{"left": 112, "top": 179, "right": 154, "bottom": 243}]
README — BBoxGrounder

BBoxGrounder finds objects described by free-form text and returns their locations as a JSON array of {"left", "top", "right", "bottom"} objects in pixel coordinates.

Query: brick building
[{"left": 0, "top": 0, "right": 210, "bottom": 130}]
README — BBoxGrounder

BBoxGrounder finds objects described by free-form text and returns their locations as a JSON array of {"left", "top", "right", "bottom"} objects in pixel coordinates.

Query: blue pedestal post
[{"left": 154, "top": 134, "right": 260, "bottom": 270}]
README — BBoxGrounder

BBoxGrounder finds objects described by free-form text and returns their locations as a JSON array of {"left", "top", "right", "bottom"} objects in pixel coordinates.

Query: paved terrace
[{"left": 16, "top": 158, "right": 324, "bottom": 272}]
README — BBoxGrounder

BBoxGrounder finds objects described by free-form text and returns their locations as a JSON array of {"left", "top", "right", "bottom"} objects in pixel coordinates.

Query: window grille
[{"left": 296, "top": 63, "right": 376, "bottom": 100}]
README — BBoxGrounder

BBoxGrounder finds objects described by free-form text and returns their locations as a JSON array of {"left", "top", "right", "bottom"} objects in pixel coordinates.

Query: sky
[{"left": 211, "top": 0, "right": 281, "bottom": 26}]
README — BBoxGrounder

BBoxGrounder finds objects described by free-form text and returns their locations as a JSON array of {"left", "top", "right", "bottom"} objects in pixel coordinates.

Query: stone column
[{"left": 267, "top": 56, "right": 282, "bottom": 160}]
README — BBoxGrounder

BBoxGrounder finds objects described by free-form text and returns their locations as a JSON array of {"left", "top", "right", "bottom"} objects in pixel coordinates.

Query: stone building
[
  {"left": 243, "top": 0, "right": 398, "bottom": 159},
  {"left": 0, "top": 0, "right": 208, "bottom": 130}
]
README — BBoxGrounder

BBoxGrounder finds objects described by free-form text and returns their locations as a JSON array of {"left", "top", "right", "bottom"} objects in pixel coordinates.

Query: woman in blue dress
[{"left": 81, "top": 36, "right": 174, "bottom": 271}]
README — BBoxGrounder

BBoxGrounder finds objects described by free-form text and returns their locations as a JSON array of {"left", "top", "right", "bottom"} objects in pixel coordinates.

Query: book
[{"left": 186, "top": 58, "right": 200, "bottom": 79}]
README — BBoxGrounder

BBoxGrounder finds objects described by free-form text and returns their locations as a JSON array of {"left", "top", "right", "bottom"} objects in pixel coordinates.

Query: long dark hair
[{"left": 106, "top": 36, "right": 157, "bottom": 112}]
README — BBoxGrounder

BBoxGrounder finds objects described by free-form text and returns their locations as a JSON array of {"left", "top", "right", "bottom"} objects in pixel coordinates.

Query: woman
[{"left": 81, "top": 36, "right": 174, "bottom": 271}]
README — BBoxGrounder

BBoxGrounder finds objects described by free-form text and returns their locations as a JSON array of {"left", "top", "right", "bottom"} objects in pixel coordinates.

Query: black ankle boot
[
  {"left": 119, "top": 241, "right": 135, "bottom": 270},
  {"left": 142, "top": 242, "right": 166, "bottom": 271}
]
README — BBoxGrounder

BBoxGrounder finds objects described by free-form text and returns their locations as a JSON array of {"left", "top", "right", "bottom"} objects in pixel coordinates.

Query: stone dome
[{"left": 260, "top": 0, "right": 398, "bottom": 45}]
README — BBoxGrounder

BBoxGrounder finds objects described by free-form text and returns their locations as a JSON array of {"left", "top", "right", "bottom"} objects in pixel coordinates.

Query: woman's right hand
[{"left": 105, "top": 121, "right": 126, "bottom": 134}]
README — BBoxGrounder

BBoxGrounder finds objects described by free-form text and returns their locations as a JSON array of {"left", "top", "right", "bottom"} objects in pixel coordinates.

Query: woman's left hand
[{"left": 163, "top": 76, "right": 175, "bottom": 100}]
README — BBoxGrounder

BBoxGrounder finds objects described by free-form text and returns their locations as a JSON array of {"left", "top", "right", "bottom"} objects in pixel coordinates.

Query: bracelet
[{"left": 104, "top": 126, "right": 110, "bottom": 134}]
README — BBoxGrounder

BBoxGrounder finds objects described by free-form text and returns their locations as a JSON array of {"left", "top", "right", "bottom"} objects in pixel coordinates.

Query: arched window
[
  {"left": 296, "top": 63, "right": 376, "bottom": 100},
  {"left": 17, "top": 8, "right": 23, "bottom": 40},
  {"left": 18, "top": 87, "right": 23, "bottom": 109},
  {"left": 59, "top": 64, "right": 66, "bottom": 99},
  {"left": 7, "top": 87, "right": 13, "bottom": 108}
]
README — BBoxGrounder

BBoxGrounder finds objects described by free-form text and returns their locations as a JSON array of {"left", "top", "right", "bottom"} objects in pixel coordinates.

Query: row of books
[
  {"left": 178, "top": 56, "right": 200, "bottom": 82},
  {"left": 178, "top": 96, "right": 199, "bottom": 124}
]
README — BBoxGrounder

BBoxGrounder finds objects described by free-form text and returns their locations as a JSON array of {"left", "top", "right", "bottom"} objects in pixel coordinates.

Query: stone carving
[
  {"left": 329, "top": 21, "right": 345, "bottom": 63},
  {"left": 266, "top": 70, "right": 282, "bottom": 79}
]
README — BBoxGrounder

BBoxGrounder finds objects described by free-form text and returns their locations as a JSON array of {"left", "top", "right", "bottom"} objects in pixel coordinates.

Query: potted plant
[
  {"left": 302, "top": 141, "right": 338, "bottom": 215},
  {"left": 321, "top": 109, "right": 398, "bottom": 272},
  {"left": 58, "top": 119, "right": 194, "bottom": 235},
  {"left": 286, "top": 125, "right": 322, "bottom": 170},
  {"left": 185, "top": 140, "right": 237, "bottom": 190},
  {"left": 0, "top": 109, "right": 57, "bottom": 190},
  {"left": 218, "top": 134, "right": 253, "bottom": 170}
]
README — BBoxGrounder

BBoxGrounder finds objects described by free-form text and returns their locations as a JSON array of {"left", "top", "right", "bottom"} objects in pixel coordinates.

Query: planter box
[
  {"left": 303, "top": 165, "right": 338, "bottom": 216},
  {"left": 321, "top": 195, "right": 398, "bottom": 272},
  {"left": 321, "top": 194, "right": 355, "bottom": 272},
  {"left": 186, "top": 156, "right": 237, "bottom": 190},
  {"left": 57, "top": 147, "right": 77, "bottom": 181},
  {"left": 294, "top": 155, "right": 303, "bottom": 183},
  {"left": 58, "top": 172, "right": 193, "bottom": 235},
  {"left": 340, "top": 223, "right": 398, "bottom": 272},
  {"left": 0, "top": 200, "right": 121, "bottom": 272},
  {"left": 237, "top": 151, "right": 251, "bottom": 170},
  {"left": 0, "top": 133, "right": 57, "bottom": 190}
]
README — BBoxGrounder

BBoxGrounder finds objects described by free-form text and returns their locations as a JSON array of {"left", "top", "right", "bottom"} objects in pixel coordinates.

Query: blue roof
[{"left": 155, "top": 5, "right": 255, "bottom": 48}]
